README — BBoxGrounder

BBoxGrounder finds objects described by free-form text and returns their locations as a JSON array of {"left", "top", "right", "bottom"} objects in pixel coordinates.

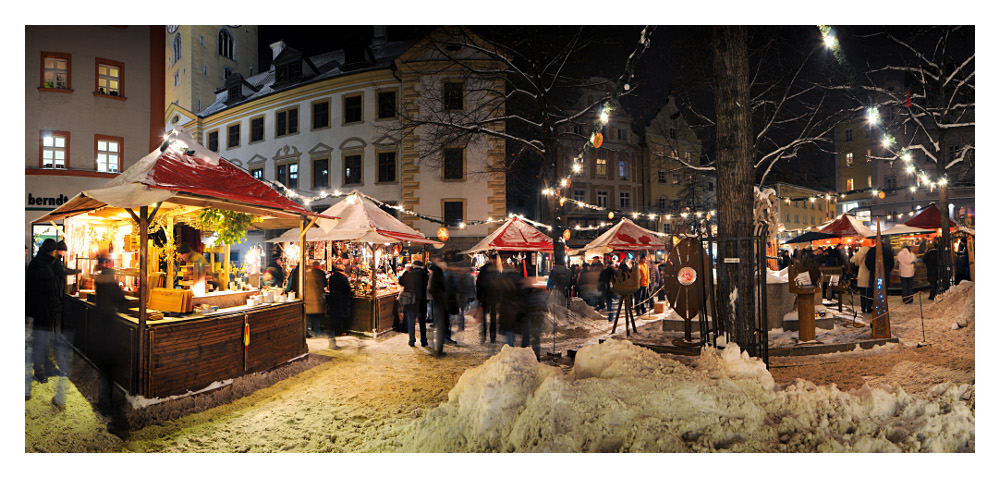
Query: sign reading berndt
[{"left": 27, "top": 193, "right": 70, "bottom": 208}]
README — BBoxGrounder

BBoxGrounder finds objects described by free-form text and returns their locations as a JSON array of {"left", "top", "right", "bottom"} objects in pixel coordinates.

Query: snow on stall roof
[{"left": 375, "top": 340, "right": 974, "bottom": 452}]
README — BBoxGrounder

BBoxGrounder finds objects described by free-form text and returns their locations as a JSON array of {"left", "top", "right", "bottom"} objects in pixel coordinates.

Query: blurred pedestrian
[
  {"left": 598, "top": 259, "right": 616, "bottom": 321},
  {"left": 303, "top": 261, "right": 326, "bottom": 337},
  {"left": 547, "top": 260, "right": 570, "bottom": 308},
  {"left": 25, "top": 239, "right": 67, "bottom": 408},
  {"left": 399, "top": 260, "right": 429, "bottom": 347},
  {"left": 93, "top": 255, "right": 126, "bottom": 422},
  {"left": 427, "top": 254, "right": 451, "bottom": 357},
  {"left": 865, "top": 238, "right": 894, "bottom": 305},
  {"left": 455, "top": 266, "right": 476, "bottom": 332},
  {"left": 520, "top": 279, "right": 546, "bottom": 360},
  {"left": 634, "top": 254, "right": 650, "bottom": 315},
  {"left": 498, "top": 266, "right": 524, "bottom": 347},
  {"left": 922, "top": 241, "right": 939, "bottom": 300},
  {"left": 476, "top": 253, "right": 501, "bottom": 344},
  {"left": 577, "top": 261, "right": 601, "bottom": 307},
  {"left": 327, "top": 264, "right": 352, "bottom": 338},
  {"left": 852, "top": 245, "right": 871, "bottom": 313}
]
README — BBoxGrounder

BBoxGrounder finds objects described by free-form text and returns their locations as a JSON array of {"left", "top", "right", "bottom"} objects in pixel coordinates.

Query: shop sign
[{"left": 27, "top": 193, "right": 70, "bottom": 208}]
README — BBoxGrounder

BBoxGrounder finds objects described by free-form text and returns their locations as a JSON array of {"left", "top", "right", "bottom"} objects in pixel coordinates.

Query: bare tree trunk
[
  {"left": 937, "top": 156, "right": 952, "bottom": 290},
  {"left": 712, "top": 26, "right": 756, "bottom": 347}
]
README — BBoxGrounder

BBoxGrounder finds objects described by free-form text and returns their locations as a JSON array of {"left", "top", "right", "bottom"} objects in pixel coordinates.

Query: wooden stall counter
[{"left": 347, "top": 289, "right": 400, "bottom": 337}]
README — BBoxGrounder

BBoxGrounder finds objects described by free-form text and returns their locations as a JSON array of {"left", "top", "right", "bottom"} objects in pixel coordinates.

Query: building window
[
  {"left": 443, "top": 82, "right": 463, "bottom": 111},
  {"left": 596, "top": 159, "right": 607, "bottom": 177},
  {"left": 377, "top": 151, "right": 396, "bottom": 183},
  {"left": 217, "top": 28, "right": 235, "bottom": 60},
  {"left": 663, "top": 223, "right": 671, "bottom": 234},
  {"left": 206, "top": 130, "right": 219, "bottom": 152},
  {"left": 596, "top": 190, "right": 608, "bottom": 208},
  {"left": 617, "top": 128, "right": 627, "bottom": 141},
  {"left": 343, "top": 94, "right": 362, "bottom": 124},
  {"left": 275, "top": 62, "right": 301, "bottom": 84},
  {"left": 948, "top": 144, "right": 961, "bottom": 162},
  {"left": 669, "top": 128, "right": 676, "bottom": 139},
  {"left": 785, "top": 213, "right": 790, "bottom": 222},
  {"left": 174, "top": 71, "right": 179, "bottom": 87},
  {"left": 672, "top": 173, "right": 680, "bottom": 185},
  {"left": 95, "top": 135, "right": 122, "bottom": 173},
  {"left": 845, "top": 152, "right": 854, "bottom": 167},
  {"left": 40, "top": 131, "right": 69, "bottom": 168},
  {"left": 443, "top": 200, "right": 465, "bottom": 227},
  {"left": 276, "top": 162, "right": 298, "bottom": 189},
  {"left": 276, "top": 107, "right": 299, "bottom": 137},
  {"left": 618, "top": 161, "right": 630, "bottom": 180},
  {"left": 845, "top": 128, "right": 853, "bottom": 142},
  {"left": 250, "top": 166, "right": 263, "bottom": 179},
  {"left": 200, "top": 34, "right": 205, "bottom": 46},
  {"left": 344, "top": 153, "right": 363, "bottom": 185},
  {"left": 250, "top": 116, "right": 265, "bottom": 143},
  {"left": 196, "top": 99, "right": 201, "bottom": 111},
  {"left": 846, "top": 178, "right": 854, "bottom": 191},
  {"left": 658, "top": 196, "right": 667, "bottom": 211},
  {"left": 867, "top": 176, "right": 872, "bottom": 188},
  {"left": 657, "top": 169, "right": 666, "bottom": 183},
  {"left": 95, "top": 58, "right": 124, "bottom": 97},
  {"left": 41, "top": 52, "right": 71, "bottom": 90},
  {"left": 170, "top": 34, "right": 181, "bottom": 66},
  {"left": 619, "top": 191, "right": 631, "bottom": 209},
  {"left": 227, "top": 123, "right": 240, "bottom": 149},
  {"left": 573, "top": 189, "right": 585, "bottom": 201},
  {"left": 312, "top": 158, "right": 329, "bottom": 188},
  {"left": 794, "top": 214, "right": 799, "bottom": 224},
  {"left": 443, "top": 148, "right": 464, "bottom": 180},
  {"left": 312, "top": 100, "right": 330, "bottom": 129},
  {"left": 377, "top": 90, "right": 397, "bottom": 119}
]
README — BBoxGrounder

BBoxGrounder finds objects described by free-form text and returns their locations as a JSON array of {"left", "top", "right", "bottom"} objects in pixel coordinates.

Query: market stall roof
[
  {"left": 579, "top": 218, "right": 666, "bottom": 254},
  {"left": 782, "top": 231, "right": 840, "bottom": 244},
  {"left": 268, "top": 191, "right": 443, "bottom": 247},
  {"left": 904, "top": 204, "right": 958, "bottom": 230},
  {"left": 870, "top": 223, "right": 933, "bottom": 237},
  {"left": 465, "top": 216, "right": 554, "bottom": 253},
  {"left": 34, "top": 128, "right": 325, "bottom": 224},
  {"left": 817, "top": 213, "right": 871, "bottom": 237}
]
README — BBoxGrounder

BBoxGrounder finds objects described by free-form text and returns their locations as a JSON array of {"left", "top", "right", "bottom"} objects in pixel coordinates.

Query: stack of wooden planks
[{"left": 148, "top": 287, "right": 194, "bottom": 313}]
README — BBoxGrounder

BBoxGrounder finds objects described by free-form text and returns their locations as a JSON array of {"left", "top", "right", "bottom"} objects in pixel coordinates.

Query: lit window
[
  {"left": 596, "top": 159, "right": 607, "bottom": 177},
  {"left": 846, "top": 178, "right": 854, "bottom": 191},
  {"left": 96, "top": 60, "right": 123, "bottom": 97},
  {"left": 312, "top": 158, "right": 329, "bottom": 188},
  {"left": 42, "top": 53, "right": 70, "bottom": 90},
  {"left": 845, "top": 153, "right": 854, "bottom": 167},
  {"left": 95, "top": 137, "right": 122, "bottom": 173},
  {"left": 867, "top": 176, "right": 872, "bottom": 188},
  {"left": 618, "top": 161, "right": 630, "bottom": 179},
  {"left": 276, "top": 162, "right": 298, "bottom": 189},
  {"left": 41, "top": 132, "right": 68, "bottom": 168},
  {"left": 250, "top": 167, "right": 264, "bottom": 179}
]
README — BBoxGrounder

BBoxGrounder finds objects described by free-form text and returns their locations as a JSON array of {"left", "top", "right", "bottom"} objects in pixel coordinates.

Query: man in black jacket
[
  {"left": 25, "top": 239, "right": 65, "bottom": 405},
  {"left": 922, "top": 241, "right": 939, "bottom": 300},
  {"left": 865, "top": 238, "right": 895, "bottom": 304},
  {"left": 327, "top": 265, "right": 352, "bottom": 337},
  {"left": 399, "top": 261, "right": 429, "bottom": 347},
  {"left": 427, "top": 255, "right": 450, "bottom": 357},
  {"left": 597, "top": 259, "right": 617, "bottom": 322},
  {"left": 475, "top": 254, "right": 501, "bottom": 344}
]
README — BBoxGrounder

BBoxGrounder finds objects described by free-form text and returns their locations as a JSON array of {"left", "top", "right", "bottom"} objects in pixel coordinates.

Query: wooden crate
[{"left": 148, "top": 288, "right": 193, "bottom": 313}]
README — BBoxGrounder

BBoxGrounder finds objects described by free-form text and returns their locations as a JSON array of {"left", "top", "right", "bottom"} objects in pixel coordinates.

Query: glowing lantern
[
  {"left": 437, "top": 227, "right": 449, "bottom": 242},
  {"left": 608, "top": 211, "right": 615, "bottom": 220},
  {"left": 878, "top": 191, "right": 886, "bottom": 199},
  {"left": 592, "top": 132, "right": 604, "bottom": 149},
  {"left": 563, "top": 229, "right": 571, "bottom": 240}
]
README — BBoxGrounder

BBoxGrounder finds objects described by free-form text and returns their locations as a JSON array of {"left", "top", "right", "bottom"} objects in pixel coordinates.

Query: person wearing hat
[
  {"left": 25, "top": 239, "right": 66, "bottom": 406},
  {"left": 53, "top": 240, "right": 81, "bottom": 296}
]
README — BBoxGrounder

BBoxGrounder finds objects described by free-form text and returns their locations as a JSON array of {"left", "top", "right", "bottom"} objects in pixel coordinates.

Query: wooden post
[
  {"left": 138, "top": 206, "right": 149, "bottom": 396},
  {"left": 224, "top": 244, "right": 231, "bottom": 290},
  {"left": 166, "top": 218, "right": 175, "bottom": 289},
  {"left": 299, "top": 217, "right": 307, "bottom": 342}
]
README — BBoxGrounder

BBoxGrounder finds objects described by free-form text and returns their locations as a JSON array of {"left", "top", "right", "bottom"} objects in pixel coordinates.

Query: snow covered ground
[{"left": 22, "top": 282, "right": 975, "bottom": 457}]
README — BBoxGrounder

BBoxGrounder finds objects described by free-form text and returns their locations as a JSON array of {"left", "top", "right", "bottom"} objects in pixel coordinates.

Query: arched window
[
  {"left": 171, "top": 34, "right": 182, "bottom": 66},
  {"left": 217, "top": 28, "right": 235, "bottom": 60}
]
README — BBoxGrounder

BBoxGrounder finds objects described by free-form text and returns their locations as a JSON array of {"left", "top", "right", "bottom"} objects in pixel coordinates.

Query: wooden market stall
[
  {"left": 269, "top": 191, "right": 441, "bottom": 337},
  {"left": 465, "top": 216, "right": 554, "bottom": 284},
  {"left": 34, "top": 129, "right": 329, "bottom": 400}
]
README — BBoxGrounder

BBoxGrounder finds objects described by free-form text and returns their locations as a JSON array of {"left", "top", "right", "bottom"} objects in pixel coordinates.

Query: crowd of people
[{"left": 775, "top": 235, "right": 972, "bottom": 311}]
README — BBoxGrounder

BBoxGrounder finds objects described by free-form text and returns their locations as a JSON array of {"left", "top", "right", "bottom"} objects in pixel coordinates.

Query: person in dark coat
[
  {"left": 399, "top": 261, "right": 429, "bottom": 347},
  {"left": 497, "top": 266, "right": 524, "bottom": 347},
  {"left": 426, "top": 255, "right": 450, "bottom": 357},
  {"left": 922, "top": 241, "right": 939, "bottom": 300},
  {"left": 25, "top": 239, "right": 65, "bottom": 405},
  {"left": 93, "top": 256, "right": 127, "bottom": 417},
  {"left": 283, "top": 261, "right": 300, "bottom": 296},
  {"left": 476, "top": 255, "right": 501, "bottom": 344},
  {"left": 326, "top": 264, "right": 352, "bottom": 337},
  {"left": 53, "top": 240, "right": 81, "bottom": 295},
  {"left": 520, "top": 279, "right": 547, "bottom": 360},
  {"left": 577, "top": 262, "right": 601, "bottom": 307},
  {"left": 865, "top": 238, "right": 895, "bottom": 303},
  {"left": 955, "top": 238, "right": 970, "bottom": 283},
  {"left": 597, "top": 259, "right": 616, "bottom": 321},
  {"left": 547, "top": 262, "right": 570, "bottom": 308},
  {"left": 303, "top": 261, "right": 326, "bottom": 337},
  {"left": 263, "top": 257, "right": 284, "bottom": 288}
]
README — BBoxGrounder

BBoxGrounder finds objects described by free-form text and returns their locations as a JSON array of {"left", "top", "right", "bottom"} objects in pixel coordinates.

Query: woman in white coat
[{"left": 851, "top": 246, "right": 871, "bottom": 313}]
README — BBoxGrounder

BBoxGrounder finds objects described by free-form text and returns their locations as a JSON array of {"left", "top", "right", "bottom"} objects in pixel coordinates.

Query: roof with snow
[
  {"left": 269, "top": 191, "right": 441, "bottom": 247},
  {"left": 465, "top": 217, "right": 554, "bottom": 253},
  {"left": 818, "top": 214, "right": 871, "bottom": 237},
  {"left": 580, "top": 218, "right": 666, "bottom": 253},
  {"left": 904, "top": 204, "right": 957, "bottom": 230},
  {"left": 34, "top": 128, "right": 318, "bottom": 223},
  {"left": 198, "top": 40, "right": 415, "bottom": 117}
]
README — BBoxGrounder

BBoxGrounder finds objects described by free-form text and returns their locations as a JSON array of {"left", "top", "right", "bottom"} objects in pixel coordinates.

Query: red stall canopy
[
  {"left": 465, "top": 216, "right": 554, "bottom": 253},
  {"left": 818, "top": 213, "right": 871, "bottom": 237},
  {"left": 904, "top": 204, "right": 957, "bottom": 230},
  {"left": 579, "top": 218, "right": 666, "bottom": 254}
]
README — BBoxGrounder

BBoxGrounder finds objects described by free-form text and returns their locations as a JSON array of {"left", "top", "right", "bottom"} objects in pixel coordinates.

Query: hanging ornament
[
  {"left": 608, "top": 211, "right": 615, "bottom": 220},
  {"left": 563, "top": 229, "right": 571, "bottom": 241},
  {"left": 592, "top": 132, "right": 604, "bottom": 149},
  {"left": 437, "top": 227, "right": 449, "bottom": 242},
  {"left": 878, "top": 191, "right": 886, "bottom": 199}
]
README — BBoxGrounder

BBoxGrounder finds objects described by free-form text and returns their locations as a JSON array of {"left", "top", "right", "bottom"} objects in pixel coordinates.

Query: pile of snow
[
  {"left": 381, "top": 340, "right": 974, "bottom": 452},
  {"left": 933, "top": 281, "right": 975, "bottom": 330},
  {"left": 766, "top": 267, "right": 788, "bottom": 284}
]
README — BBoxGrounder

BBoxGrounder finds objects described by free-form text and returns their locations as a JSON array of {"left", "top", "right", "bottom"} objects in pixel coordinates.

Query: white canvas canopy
[
  {"left": 578, "top": 218, "right": 666, "bottom": 254},
  {"left": 268, "top": 192, "right": 443, "bottom": 247},
  {"left": 465, "top": 216, "right": 554, "bottom": 254}
]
